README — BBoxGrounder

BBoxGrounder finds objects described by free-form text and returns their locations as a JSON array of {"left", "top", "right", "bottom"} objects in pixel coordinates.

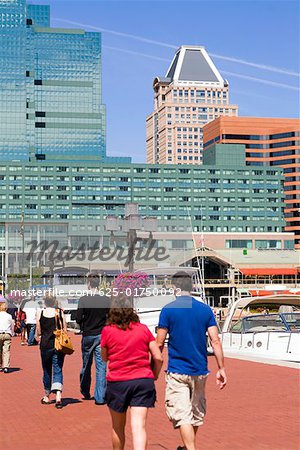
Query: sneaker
[
  {"left": 95, "top": 401, "right": 106, "bottom": 405},
  {"left": 3, "top": 368, "right": 9, "bottom": 373},
  {"left": 0, "top": 368, "right": 3, "bottom": 372}
]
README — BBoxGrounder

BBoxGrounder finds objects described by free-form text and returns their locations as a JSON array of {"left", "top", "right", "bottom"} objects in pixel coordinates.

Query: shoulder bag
[{"left": 53, "top": 309, "right": 74, "bottom": 355}]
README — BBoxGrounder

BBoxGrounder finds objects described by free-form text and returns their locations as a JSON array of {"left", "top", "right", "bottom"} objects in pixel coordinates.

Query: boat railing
[{"left": 224, "top": 328, "right": 296, "bottom": 354}]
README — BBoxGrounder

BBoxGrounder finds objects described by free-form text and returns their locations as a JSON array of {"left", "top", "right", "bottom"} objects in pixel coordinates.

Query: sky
[{"left": 30, "top": 0, "right": 299, "bottom": 162}]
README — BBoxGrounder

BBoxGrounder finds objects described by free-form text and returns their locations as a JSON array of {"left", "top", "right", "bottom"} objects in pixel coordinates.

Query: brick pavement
[{"left": 0, "top": 335, "right": 299, "bottom": 450}]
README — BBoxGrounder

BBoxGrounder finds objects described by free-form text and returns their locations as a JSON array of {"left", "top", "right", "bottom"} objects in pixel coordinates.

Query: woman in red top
[
  {"left": 101, "top": 297, "right": 163, "bottom": 450},
  {"left": 15, "top": 304, "right": 27, "bottom": 345}
]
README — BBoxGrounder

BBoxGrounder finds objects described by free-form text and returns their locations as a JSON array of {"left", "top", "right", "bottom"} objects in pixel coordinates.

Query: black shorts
[{"left": 106, "top": 378, "right": 156, "bottom": 413}]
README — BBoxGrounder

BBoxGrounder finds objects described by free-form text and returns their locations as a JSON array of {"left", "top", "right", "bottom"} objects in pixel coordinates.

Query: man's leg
[
  {"left": 191, "top": 375, "right": 207, "bottom": 437},
  {"left": 2, "top": 335, "right": 12, "bottom": 369},
  {"left": 109, "top": 409, "right": 127, "bottom": 450},
  {"left": 28, "top": 324, "right": 36, "bottom": 345},
  {"left": 130, "top": 406, "right": 148, "bottom": 450},
  {"left": 94, "top": 335, "right": 106, "bottom": 404},
  {"left": 179, "top": 425, "right": 196, "bottom": 450},
  {"left": 26, "top": 324, "right": 31, "bottom": 344},
  {"left": 178, "top": 376, "right": 207, "bottom": 450},
  {"left": 165, "top": 374, "right": 196, "bottom": 450},
  {"left": 80, "top": 336, "right": 94, "bottom": 398},
  {"left": 0, "top": 335, "right": 3, "bottom": 369}
]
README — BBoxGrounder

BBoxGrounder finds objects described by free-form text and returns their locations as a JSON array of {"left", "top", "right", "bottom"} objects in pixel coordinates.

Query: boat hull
[{"left": 221, "top": 331, "right": 300, "bottom": 363}]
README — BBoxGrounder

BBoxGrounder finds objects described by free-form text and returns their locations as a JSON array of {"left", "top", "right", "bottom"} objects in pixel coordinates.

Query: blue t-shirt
[{"left": 158, "top": 296, "right": 217, "bottom": 376}]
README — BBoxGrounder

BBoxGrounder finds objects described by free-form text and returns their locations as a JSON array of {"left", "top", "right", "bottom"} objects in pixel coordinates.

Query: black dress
[{"left": 40, "top": 309, "right": 61, "bottom": 350}]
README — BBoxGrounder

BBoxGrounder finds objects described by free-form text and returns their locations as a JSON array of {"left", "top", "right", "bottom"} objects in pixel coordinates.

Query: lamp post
[{"left": 105, "top": 203, "right": 157, "bottom": 273}]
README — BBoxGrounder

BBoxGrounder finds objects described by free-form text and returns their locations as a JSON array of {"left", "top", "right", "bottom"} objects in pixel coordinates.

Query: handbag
[{"left": 53, "top": 309, "right": 74, "bottom": 355}]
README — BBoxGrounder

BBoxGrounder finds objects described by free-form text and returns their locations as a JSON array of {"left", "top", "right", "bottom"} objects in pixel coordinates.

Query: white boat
[
  {"left": 221, "top": 294, "right": 300, "bottom": 363},
  {"left": 134, "top": 266, "right": 205, "bottom": 336}
]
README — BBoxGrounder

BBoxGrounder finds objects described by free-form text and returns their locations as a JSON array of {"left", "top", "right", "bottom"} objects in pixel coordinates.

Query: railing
[
  {"left": 224, "top": 329, "right": 295, "bottom": 355},
  {"left": 199, "top": 277, "right": 299, "bottom": 288}
]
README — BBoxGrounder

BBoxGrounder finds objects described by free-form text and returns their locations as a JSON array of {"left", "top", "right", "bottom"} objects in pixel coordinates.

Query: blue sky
[{"left": 31, "top": 0, "right": 299, "bottom": 162}]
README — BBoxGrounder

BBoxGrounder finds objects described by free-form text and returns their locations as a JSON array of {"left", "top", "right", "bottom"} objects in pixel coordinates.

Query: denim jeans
[
  {"left": 41, "top": 348, "right": 65, "bottom": 394},
  {"left": 80, "top": 334, "right": 106, "bottom": 403},
  {"left": 27, "top": 324, "right": 37, "bottom": 345}
]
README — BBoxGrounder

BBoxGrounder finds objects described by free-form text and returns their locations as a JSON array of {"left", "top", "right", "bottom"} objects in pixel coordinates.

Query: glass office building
[{"left": 0, "top": 0, "right": 125, "bottom": 163}]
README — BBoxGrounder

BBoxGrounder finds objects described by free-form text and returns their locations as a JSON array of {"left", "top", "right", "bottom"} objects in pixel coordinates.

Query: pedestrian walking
[
  {"left": 36, "top": 294, "right": 67, "bottom": 408},
  {"left": 0, "top": 300, "right": 14, "bottom": 373},
  {"left": 23, "top": 299, "right": 39, "bottom": 345},
  {"left": 101, "top": 296, "right": 163, "bottom": 450},
  {"left": 76, "top": 273, "right": 110, "bottom": 404},
  {"left": 15, "top": 303, "right": 27, "bottom": 345},
  {"left": 156, "top": 271, "right": 227, "bottom": 450}
]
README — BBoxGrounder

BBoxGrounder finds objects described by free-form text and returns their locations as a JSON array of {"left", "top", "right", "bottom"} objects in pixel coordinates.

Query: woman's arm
[
  {"left": 60, "top": 310, "right": 67, "bottom": 332},
  {"left": 36, "top": 309, "right": 41, "bottom": 338},
  {"left": 9, "top": 316, "right": 15, "bottom": 336},
  {"left": 101, "top": 346, "right": 108, "bottom": 362},
  {"left": 156, "top": 328, "right": 168, "bottom": 351},
  {"left": 149, "top": 341, "right": 163, "bottom": 380}
]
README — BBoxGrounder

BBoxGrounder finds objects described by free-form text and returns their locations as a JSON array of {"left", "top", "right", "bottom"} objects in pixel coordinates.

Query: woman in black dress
[{"left": 36, "top": 295, "right": 67, "bottom": 409}]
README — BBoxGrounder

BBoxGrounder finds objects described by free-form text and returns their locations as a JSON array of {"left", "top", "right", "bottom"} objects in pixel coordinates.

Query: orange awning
[
  {"left": 248, "top": 289, "right": 293, "bottom": 297},
  {"left": 240, "top": 268, "right": 297, "bottom": 276}
]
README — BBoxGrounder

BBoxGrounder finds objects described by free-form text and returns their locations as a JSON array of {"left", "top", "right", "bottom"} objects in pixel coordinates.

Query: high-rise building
[
  {"left": 146, "top": 45, "right": 238, "bottom": 165},
  {"left": 203, "top": 116, "right": 300, "bottom": 247},
  {"left": 0, "top": 0, "right": 130, "bottom": 163}
]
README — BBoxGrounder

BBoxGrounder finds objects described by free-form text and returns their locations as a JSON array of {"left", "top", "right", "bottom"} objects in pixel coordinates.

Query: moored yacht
[{"left": 221, "top": 294, "right": 300, "bottom": 362}]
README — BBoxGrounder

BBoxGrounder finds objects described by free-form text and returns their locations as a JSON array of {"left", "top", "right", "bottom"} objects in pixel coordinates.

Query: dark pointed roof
[{"left": 165, "top": 45, "right": 225, "bottom": 85}]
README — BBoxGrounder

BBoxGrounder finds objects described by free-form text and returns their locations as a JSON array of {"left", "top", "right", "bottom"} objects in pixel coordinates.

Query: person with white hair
[{"left": 0, "top": 300, "right": 14, "bottom": 373}]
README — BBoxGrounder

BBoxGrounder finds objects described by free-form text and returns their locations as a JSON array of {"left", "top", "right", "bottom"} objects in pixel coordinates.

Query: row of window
[
  {"left": 223, "top": 132, "right": 300, "bottom": 140},
  {"left": 173, "top": 89, "right": 227, "bottom": 99},
  {"left": 225, "top": 239, "right": 294, "bottom": 249}
]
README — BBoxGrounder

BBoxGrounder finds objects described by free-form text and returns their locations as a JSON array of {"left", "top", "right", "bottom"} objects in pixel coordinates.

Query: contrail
[
  {"left": 103, "top": 45, "right": 299, "bottom": 91},
  {"left": 54, "top": 18, "right": 299, "bottom": 78},
  {"left": 221, "top": 70, "right": 299, "bottom": 91},
  {"left": 210, "top": 54, "right": 299, "bottom": 77},
  {"left": 104, "top": 45, "right": 170, "bottom": 62},
  {"left": 54, "top": 18, "right": 177, "bottom": 49}
]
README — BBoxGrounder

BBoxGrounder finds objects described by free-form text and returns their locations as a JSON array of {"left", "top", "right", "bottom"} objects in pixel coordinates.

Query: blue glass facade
[
  {"left": 27, "top": 4, "right": 50, "bottom": 27},
  {"left": 0, "top": 0, "right": 129, "bottom": 163},
  {"left": 0, "top": 0, "right": 28, "bottom": 161}
]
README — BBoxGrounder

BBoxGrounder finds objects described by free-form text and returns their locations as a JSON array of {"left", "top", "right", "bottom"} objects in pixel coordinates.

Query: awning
[
  {"left": 248, "top": 289, "right": 292, "bottom": 297},
  {"left": 239, "top": 268, "right": 298, "bottom": 276}
]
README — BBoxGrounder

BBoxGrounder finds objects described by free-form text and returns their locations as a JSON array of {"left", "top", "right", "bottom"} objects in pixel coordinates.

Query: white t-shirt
[
  {"left": 0, "top": 311, "right": 14, "bottom": 336},
  {"left": 23, "top": 300, "right": 38, "bottom": 324}
]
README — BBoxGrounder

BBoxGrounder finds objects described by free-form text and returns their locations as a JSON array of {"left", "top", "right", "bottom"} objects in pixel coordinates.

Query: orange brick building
[{"left": 203, "top": 117, "right": 300, "bottom": 247}]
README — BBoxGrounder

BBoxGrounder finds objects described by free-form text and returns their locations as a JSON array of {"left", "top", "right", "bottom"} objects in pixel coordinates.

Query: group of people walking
[{"left": 1, "top": 271, "right": 226, "bottom": 450}]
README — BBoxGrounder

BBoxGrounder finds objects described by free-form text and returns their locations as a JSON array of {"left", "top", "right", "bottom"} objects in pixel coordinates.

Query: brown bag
[{"left": 53, "top": 310, "right": 74, "bottom": 355}]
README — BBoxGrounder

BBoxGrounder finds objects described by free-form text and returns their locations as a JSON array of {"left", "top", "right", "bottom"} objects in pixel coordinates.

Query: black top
[
  {"left": 40, "top": 309, "right": 62, "bottom": 350},
  {"left": 76, "top": 294, "right": 110, "bottom": 337}
]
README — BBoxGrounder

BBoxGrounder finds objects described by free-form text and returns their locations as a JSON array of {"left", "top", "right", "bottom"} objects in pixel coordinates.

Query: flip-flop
[
  {"left": 55, "top": 401, "right": 63, "bottom": 409},
  {"left": 41, "top": 397, "right": 51, "bottom": 405}
]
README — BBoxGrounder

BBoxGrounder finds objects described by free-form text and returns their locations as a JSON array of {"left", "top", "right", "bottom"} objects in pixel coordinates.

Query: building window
[{"left": 255, "top": 240, "right": 282, "bottom": 249}]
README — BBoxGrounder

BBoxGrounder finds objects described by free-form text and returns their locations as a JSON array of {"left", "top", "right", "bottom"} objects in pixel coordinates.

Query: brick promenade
[{"left": 0, "top": 335, "right": 299, "bottom": 450}]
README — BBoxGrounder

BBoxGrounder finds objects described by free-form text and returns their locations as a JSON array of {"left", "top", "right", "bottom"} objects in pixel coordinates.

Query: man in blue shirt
[{"left": 157, "top": 271, "right": 227, "bottom": 450}]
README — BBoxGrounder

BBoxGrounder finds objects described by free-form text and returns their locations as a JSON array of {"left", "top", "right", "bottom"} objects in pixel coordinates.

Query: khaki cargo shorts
[{"left": 165, "top": 372, "right": 208, "bottom": 429}]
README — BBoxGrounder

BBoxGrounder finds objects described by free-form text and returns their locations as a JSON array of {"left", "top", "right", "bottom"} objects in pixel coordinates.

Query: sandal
[{"left": 41, "top": 396, "right": 50, "bottom": 405}]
